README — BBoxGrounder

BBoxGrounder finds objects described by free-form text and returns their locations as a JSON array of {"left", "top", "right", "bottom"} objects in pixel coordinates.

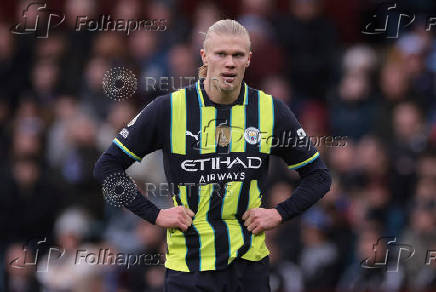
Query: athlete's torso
[{"left": 113, "top": 78, "right": 318, "bottom": 272}]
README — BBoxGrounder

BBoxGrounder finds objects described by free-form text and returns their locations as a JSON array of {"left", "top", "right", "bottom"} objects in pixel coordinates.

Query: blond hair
[{"left": 198, "top": 19, "right": 251, "bottom": 78}]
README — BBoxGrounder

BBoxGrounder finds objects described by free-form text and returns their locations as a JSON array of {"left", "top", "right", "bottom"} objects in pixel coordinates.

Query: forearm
[
  {"left": 93, "top": 144, "right": 161, "bottom": 224},
  {"left": 274, "top": 168, "right": 332, "bottom": 222}
]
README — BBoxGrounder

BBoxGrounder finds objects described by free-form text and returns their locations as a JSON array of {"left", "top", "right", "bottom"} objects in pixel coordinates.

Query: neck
[{"left": 203, "top": 77, "right": 241, "bottom": 105}]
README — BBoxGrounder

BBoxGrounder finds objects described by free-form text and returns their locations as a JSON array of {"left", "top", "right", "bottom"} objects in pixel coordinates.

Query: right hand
[{"left": 155, "top": 206, "right": 195, "bottom": 232}]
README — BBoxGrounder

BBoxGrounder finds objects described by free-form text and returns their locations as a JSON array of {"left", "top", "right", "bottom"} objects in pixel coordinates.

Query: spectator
[{"left": 273, "top": 0, "right": 338, "bottom": 100}]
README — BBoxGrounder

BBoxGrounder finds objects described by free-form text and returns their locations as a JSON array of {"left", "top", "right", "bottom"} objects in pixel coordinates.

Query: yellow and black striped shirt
[{"left": 113, "top": 79, "right": 319, "bottom": 272}]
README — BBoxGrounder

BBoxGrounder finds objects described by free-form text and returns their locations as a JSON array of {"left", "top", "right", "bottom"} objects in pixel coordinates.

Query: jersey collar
[{"left": 196, "top": 78, "right": 248, "bottom": 107}]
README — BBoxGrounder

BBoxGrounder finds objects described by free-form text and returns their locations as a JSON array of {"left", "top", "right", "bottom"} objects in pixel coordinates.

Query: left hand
[{"left": 242, "top": 208, "right": 283, "bottom": 235}]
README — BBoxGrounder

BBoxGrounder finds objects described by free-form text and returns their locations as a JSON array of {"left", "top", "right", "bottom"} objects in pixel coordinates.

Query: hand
[
  {"left": 242, "top": 208, "right": 283, "bottom": 235},
  {"left": 155, "top": 206, "right": 195, "bottom": 232}
]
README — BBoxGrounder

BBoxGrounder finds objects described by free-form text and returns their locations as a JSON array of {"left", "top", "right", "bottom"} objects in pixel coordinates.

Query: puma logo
[{"left": 186, "top": 130, "right": 200, "bottom": 141}]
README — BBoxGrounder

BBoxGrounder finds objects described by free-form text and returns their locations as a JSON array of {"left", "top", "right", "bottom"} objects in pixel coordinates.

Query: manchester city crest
[{"left": 244, "top": 127, "right": 261, "bottom": 145}]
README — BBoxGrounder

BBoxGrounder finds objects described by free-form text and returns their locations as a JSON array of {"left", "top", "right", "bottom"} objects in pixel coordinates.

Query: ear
[
  {"left": 246, "top": 51, "right": 252, "bottom": 68},
  {"left": 200, "top": 49, "right": 207, "bottom": 66}
]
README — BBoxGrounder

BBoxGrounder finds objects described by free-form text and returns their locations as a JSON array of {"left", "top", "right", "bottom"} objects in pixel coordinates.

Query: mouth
[{"left": 221, "top": 73, "right": 237, "bottom": 84}]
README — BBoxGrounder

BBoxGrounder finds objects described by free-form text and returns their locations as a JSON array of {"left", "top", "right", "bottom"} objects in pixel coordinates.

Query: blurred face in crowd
[
  {"left": 201, "top": 32, "right": 251, "bottom": 94},
  {"left": 339, "top": 71, "right": 369, "bottom": 101},
  {"left": 32, "top": 61, "right": 59, "bottom": 93},
  {"left": 169, "top": 44, "right": 196, "bottom": 78},
  {"left": 358, "top": 229, "right": 383, "bottom": 259},
  {"left": 291, "top": 0, "right": 320, "bottom": 21},
  {"left": 411, "top": 208, "right": 435, "bottom": 234},
  {"left": 393, "top": 103, "right": 421, "bottom": 140},
  {"left": 380, "top": 62, "right": 409, "bottom": 100},
  {"left": 13, "top": 159, "right": 39, "bottom": 189}
]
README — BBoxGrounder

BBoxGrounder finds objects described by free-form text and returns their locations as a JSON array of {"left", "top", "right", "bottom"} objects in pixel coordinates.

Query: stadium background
[{"left": 1, "top": 0, "right": 436, "bottom": 291}]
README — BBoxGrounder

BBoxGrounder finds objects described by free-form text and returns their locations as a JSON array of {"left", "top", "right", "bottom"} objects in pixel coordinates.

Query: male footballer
[{"left": 94, "top": 19, "right": 331, "bottom": 292}]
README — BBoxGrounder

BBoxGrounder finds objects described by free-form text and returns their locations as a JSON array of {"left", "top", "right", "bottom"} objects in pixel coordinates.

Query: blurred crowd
[{"left": 1, "top": 0, "right": 436, "bottom": 291}]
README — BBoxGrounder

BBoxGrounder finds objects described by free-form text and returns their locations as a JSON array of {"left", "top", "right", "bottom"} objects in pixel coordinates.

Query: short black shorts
[{"left": 164, "top": 255, "right": 271, "bottom": 292}]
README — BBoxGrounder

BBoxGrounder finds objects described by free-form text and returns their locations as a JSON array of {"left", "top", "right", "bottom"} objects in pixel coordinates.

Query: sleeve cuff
[
  {"left": 288, "top": 152, "right": 320, "bottom": 170},
  {"left": 148, "top": 206, "right": 161, "bottom": 225},
  {"left": 274, "top": 205, "right": 291, "bottom": 223}
]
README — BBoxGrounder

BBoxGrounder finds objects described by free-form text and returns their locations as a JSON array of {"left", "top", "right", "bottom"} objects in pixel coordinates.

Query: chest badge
[
  {"left": 244, "top": 127, "right": 261, "bottom": 145},
  {"left": 216, "top": 124, "right": 231, "bottom": 147}
]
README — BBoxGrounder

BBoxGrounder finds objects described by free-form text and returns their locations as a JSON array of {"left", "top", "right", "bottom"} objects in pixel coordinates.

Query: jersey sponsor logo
[
  {"left": 180, "top": 156, "right": 262, "bottom": 172},
  {"left": 244, "top": 127, "right": 261, "bottom": 145},
  {"left": 199, "top": 172, "right": 245, "bottom": 184}
]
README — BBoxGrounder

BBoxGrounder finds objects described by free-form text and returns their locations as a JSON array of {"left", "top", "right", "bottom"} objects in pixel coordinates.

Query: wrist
[{"left": 272, "top": 207, "right": 283, "bottom": 224}]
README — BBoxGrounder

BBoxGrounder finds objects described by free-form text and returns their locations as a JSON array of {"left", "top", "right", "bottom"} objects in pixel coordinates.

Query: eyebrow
[{"left": 214, "top": 50, "right": 246, "bottom": 55}]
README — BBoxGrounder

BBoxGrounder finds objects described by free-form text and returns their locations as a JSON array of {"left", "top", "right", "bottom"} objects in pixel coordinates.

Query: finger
[
  {"left": 179, "top": 223, "right": 188, "bottom": 232},
  {"left": 185, "top": 208, "right": 195, "bottom": 217},
  {"left": 252, "top": 225, "right": 263, "bottom": 235},
  {"left": 181, "top": 206, "right": 188, "bottom": 214},
  {"left": 182, "top": 210, "right": 191, "bottom": 222},
  {"left": 244, "top": 214, "right": 254, "bottom": 226},
  {"left": 242, "top": 210, "right": 249, "bottom": 220}
]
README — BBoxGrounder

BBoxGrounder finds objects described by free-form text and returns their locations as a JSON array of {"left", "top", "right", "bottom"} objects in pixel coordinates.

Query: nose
[{"left": 224, "top": 55, "right": 235, "bottom": 68}]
